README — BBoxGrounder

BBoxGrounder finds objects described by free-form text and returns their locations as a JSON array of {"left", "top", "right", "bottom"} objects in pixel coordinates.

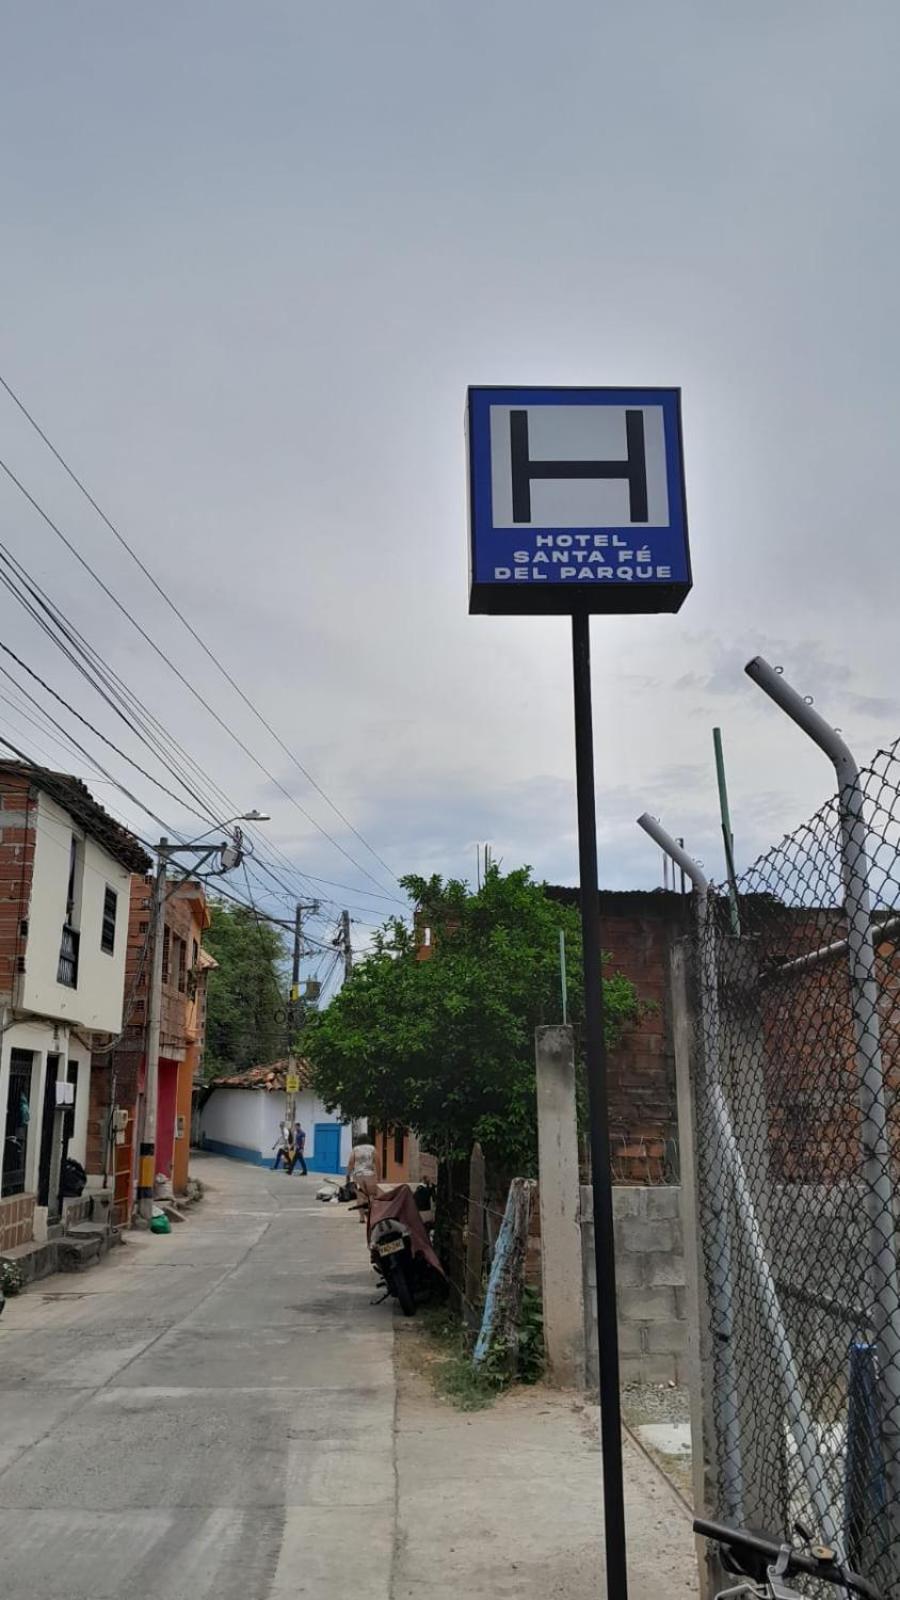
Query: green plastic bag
[{"left": 150, "top": 1214, "right": 171, "bottom": 1235}]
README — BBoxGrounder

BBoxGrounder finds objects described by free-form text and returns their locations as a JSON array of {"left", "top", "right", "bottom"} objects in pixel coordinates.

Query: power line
[
  {"left": 0, "top": 376, "right": 401, "bottom": 892},
  {"left": 0, "top": 542, "right": 237, "bottom": 827},
  {"left": 293, "top": 869, "right": 407, "bottom": 905},
  {"left": 0, "top": 637, "right": 217, "bottom": 828},
  {"left": 0, "top": 535, "right": 340, "bottom": 908},
  {"left": 0, "top": 510, "right": 400, "bottom": 931},
  {"left": 0, "top": 452, "right": 397, "bottom": 894}
]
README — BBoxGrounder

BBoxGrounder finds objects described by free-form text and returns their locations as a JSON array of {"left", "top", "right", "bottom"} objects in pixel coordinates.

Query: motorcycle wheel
[{"left": 388, "top": 1258, "right": 416, "bottom": 1317}]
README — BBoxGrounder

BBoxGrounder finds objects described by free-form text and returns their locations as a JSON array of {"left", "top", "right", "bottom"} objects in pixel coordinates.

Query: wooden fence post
[
  {"left": 464, "top": 1141, "right": 486, "bottom": 1327},
  {"left": 473, "top": 1177, "right": 537, "bottom": 1374}
]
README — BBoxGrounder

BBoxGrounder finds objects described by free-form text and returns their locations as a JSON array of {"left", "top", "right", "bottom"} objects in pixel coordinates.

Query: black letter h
[{"left": 509, "top": 409, "right": 648, "bottom": 524}]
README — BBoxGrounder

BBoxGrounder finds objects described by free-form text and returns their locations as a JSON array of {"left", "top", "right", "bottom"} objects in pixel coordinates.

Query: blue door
[{"left": 312, "top": 1122, "right": 341, "bottom": 1174}]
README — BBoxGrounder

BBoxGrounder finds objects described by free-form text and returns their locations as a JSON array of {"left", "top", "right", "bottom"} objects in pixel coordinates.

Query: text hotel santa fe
[{"left": 495, "top": 532, "right": 673, "bottom": 584}]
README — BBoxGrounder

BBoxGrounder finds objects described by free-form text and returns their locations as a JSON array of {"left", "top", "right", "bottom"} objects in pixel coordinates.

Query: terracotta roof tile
[
  {"left": 0, "top": 761, "right": 151, "bottom": 874},
  {"left": 209, "top": 1058, "right": 313, "bottom": 1091}
]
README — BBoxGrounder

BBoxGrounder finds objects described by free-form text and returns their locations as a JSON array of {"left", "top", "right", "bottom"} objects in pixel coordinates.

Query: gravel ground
[
  {"left": 622, "top": 1382, "right": 691, "bottom": 1428},
  {"left": 622, "top": 1383, "right": 693, "bottom": 1504}
]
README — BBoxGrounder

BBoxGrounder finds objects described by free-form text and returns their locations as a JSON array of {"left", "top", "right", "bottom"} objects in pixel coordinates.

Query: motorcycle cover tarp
[{"left": 367, "top": 1185, "right": 444, "bottom": 1277}]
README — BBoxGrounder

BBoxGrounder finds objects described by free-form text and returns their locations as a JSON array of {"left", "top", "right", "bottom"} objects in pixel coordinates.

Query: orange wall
[
  {"left": 172, "top": 1050, "right": 196, "bottom": 1195},
  {"left": 373, "top": 1125, "right": 413, "bottom": 1183}
]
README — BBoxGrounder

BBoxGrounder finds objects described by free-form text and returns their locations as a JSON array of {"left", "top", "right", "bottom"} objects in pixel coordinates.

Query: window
[
  {"left": 162, "top": 926, "right": 171, "bottom": 985},
  {"left": 101, "top": 887, "right": 117, "bottom": 954},
  {"left": 191, "top": 939, "right": 199, "bottom": 969},
  {"left": 59, "top": 834, "right": 82, "bottom": 986},
  {"left": 177, "top": 937, "right": 187, "bottom": 994},
  {"left": 57, "top": 925, "right": 79, "bottom": 988},
  {"left": 393, "top": 1126, "right": 406, "bottom": 1166},
  {"left": 66, "top": 836, "right": 79, "bottom": 922}
]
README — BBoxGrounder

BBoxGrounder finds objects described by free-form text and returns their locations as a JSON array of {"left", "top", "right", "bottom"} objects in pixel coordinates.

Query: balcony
[{"left": 57, "top": 924, "right": 80, "bottom": 988}]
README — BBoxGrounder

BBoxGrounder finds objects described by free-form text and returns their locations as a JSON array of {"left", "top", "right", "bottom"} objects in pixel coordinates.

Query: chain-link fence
[{"left": 692, "top": 737, "right": 900, "bottom": 1596}]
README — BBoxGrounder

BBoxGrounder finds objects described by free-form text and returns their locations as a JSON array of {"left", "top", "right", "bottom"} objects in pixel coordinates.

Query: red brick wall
[
  {"left": 0, "top": 1193, "right": 35, "bottom": 1251},
  {"left": 0, "top": 777, "right": 37, "bottom": 1000},
  {"left": 755, "top": 909, "right": 900, "bottom": 1185},
  {"left": 547, "top": 889, "right": 688, "bottom": 1183},
  {"left": 603, "top": 905, "right": 681, "bottom": 1183},
  {"left": 89, "top": 876, "right": 208, "bottom": 1213},
  {"left": 122, "top": 876, "right": 200, "bottom": 1053}
]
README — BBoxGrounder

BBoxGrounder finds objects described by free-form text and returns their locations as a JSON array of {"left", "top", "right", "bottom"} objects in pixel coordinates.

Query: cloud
[{"left": 0, "top": 0, "right": 898, "bottom": 944}]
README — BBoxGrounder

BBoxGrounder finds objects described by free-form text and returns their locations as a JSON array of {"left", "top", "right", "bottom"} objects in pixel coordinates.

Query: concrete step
[
  {"left": 1, "top": 1238, "right": 59, "bottom": 1285},
  {"left": 57, "top": 1234, "right": 104, "bottom": 1273}
]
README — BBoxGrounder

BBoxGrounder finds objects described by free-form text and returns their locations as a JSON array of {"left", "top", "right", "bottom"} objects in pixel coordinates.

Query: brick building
[
  {"left": 546, "top": 888, "right": 689, "bottom": 1182},
  {"left": 0, "top": 764, "right": 150, "bottom": 1256},
  {"left": 89, "top": 876, "right": 214, "bottom": 1222}
]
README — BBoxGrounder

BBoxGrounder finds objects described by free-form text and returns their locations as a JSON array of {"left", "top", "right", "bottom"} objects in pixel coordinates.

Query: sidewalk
[
  {"left": 0, "top": 1156, "right": 699, "bottom": 1599},
  {"left": 393, "top": 1321, "right": 699, "bottom": 1599}
]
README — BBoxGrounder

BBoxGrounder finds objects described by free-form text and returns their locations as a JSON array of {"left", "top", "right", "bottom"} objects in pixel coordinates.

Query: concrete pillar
[
  {"left": 535, "top": 1024, "right": 585, "bottom": 1387},
  {"left": 670, "top": 938, "right": 722, "bottom": 1600}
]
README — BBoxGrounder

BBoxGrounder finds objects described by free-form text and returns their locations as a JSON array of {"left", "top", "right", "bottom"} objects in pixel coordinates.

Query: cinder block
[
  {"left": 617, "top": 1286, "right": 678, "bottom": 1323},
  {"left": 615, "top": 1321, "right": 644, "bottom": 1355},
  {"left": 617, "top": 1217, "right": 680, "bottom": 1255},
  {"left": 611, "top": 1187, "right": 642, "bottom": 1219},
  {"left": 612, "top": 1251, "right": 645, "bottom": 1287},
  {"left": 619, "top": 1355, "right": 645, "bottom": 1384},
  {"left": 640, "top": 1353, "right": 678, "bottom": 1385},
  {"left": 644, "top": 1251, "right": 686, "bottom": 1288},
  {"left": 645, "top": 1187, "right": 681, "bottom": 1220},
  {"left": 644, "top": 1320, "right": 686, "bottom": 1355}
]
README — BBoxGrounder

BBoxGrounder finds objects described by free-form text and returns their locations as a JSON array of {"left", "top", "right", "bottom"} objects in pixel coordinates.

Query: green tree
[
  {"left": 306, "top": 866, "right": 639, "bottom": 1173},
  {"left": 203, "top": 901, "right": 288, "bottom": 1078}
]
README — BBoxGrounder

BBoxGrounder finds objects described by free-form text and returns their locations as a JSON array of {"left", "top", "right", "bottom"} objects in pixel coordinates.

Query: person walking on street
[
  {"left": 272, "top": 1121, "right": 293, "bottom": 1171},
  {"left": 347, "top": 1135, "right": 381, "bottom": 1222},
  {"left": 289, "top": 1121, "right": 308, "bottom": 1177}
]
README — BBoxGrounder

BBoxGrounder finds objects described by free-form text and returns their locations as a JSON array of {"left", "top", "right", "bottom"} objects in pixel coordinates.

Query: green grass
[{"left": 413, "top": 1294, "right": 545, "bottom": 1412}]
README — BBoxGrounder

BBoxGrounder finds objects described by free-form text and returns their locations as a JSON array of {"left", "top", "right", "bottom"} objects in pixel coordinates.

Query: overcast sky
[{"left": 0, "top": 3, "right": 897, "bottom": 972}]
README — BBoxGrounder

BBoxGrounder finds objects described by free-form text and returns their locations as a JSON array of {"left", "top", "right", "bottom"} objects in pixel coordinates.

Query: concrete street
[{"left": 0, "top": 1155, "right": 696, "bottom": 1599}]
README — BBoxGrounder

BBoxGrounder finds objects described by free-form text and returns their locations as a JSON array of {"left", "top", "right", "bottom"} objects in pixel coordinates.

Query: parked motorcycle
[{"left": 368, "top": 1181, "right": 443, "bottom": 1316}]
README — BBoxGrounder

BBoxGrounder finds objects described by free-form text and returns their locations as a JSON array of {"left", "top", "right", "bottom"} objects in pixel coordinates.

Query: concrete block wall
[{"left": 581, "top": 1184, "right": 686, "bottom": 1386}]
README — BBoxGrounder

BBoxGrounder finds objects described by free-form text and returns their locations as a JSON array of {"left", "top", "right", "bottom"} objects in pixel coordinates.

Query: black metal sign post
[
  {"left": 572, "top": 609, "right": 628, "bottom": 1600},
  {"left": 466, "top": 386, "right": 690, "bottom": 1600}
]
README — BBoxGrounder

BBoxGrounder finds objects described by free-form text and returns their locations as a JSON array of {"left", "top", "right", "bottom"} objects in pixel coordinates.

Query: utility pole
[
  {"left": 138, "top": 838, "right": 168, "bottom": 1222},
  {"left": 340, "top": 909, "right": 352, "bottom": 981},
  {"left": 285, "top": 902, "right": 304, "bottom": 1127},
  {"left": 282, "top": 898, "right": 319, "bottom": 1127},
  {"left": 137, "top": 812, "right": 269, "bottom": 1223}
]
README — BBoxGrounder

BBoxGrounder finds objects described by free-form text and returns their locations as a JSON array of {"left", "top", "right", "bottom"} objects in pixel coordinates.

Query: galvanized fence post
[{"left": 747, "top": 655, "right": 900, "bottom": 1571}]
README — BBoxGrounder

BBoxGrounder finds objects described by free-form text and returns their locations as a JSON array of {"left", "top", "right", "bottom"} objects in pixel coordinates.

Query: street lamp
[{"left": 137, "top": 813, "right": 269, "bottom": 1221}]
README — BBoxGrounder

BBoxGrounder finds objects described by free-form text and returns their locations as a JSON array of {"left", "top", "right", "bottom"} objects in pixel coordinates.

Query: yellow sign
[{"left": 285, "top": 1074, "right": 300, "bottom": 1094}]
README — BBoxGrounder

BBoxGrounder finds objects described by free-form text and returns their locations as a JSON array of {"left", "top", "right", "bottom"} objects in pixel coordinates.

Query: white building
[
  {"left": 199, "top": 1059, "right": 353, "bottom": 1174},
  {"left": 0, "top": 765, "right": 151, "bottom": 1253}
]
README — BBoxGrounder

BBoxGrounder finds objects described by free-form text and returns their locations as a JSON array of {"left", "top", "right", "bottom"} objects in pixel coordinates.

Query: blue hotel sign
[{"left": 467, "top": 386, "right": 690, "bottom": 615}]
